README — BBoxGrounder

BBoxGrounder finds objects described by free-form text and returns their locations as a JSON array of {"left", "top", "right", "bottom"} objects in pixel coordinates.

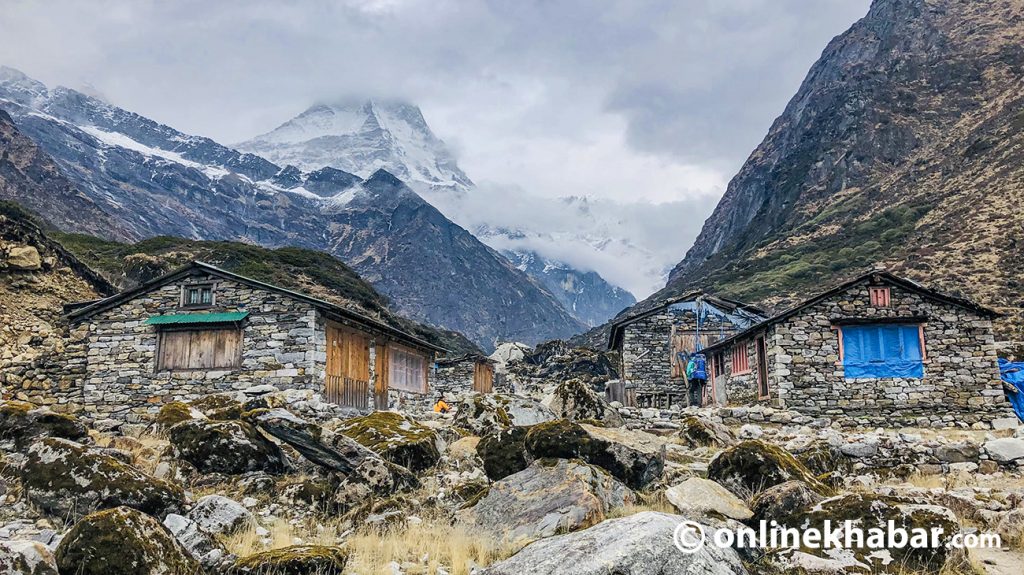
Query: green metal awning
[{"left": 144, "top": 312, "right": 249, "bottom": 325}]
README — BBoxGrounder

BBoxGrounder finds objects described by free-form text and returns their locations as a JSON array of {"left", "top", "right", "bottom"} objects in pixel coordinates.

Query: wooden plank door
[
  {"left": 326, "top": 325, "right": 370, "bottom": 408},
  {"left": 473, "top": 362, "right": 494, "bottom": 393},
  {"left": 374, "top": 342, "right": 390, "bottom": 409},
  {"left": 756, "top": 335, "right": 769, "bottom": 399}
]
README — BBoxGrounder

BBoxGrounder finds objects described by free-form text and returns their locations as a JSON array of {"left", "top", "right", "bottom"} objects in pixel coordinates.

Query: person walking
[{"left": 686, "top": 352, "right": 708, "bottom": 408}]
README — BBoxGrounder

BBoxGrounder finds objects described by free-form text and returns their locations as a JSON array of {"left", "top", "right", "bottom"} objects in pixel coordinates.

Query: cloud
[{"left": 0, "top": 0, "right": 870, "bottom": 296}]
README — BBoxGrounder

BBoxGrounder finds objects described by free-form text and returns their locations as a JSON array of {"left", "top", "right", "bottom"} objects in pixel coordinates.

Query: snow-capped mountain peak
[{"left": 237, "top": 99, "right": 473, "bottom": 193}]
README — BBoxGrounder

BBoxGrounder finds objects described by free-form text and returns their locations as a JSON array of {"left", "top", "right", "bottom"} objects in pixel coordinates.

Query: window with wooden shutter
[
  {"left": 388, "top": 345, "right": 428, "bottom": 393},
  {"left": 157, "top": 328, "right": 242, "bottom": 371},
  {"left": 731, "top": 342, "right": 750, "bottom": 374},
  {"left": 869, "top": 287, "right": 891, "bottom": 307}
]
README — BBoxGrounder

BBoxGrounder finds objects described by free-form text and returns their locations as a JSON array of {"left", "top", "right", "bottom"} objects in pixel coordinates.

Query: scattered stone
[
  {"left": 55, "top": 507, "right": 201, "bottom": 575},
  {"left": 228, "top": 545, "right": 348, "bottom": 575},
  {"left": 21, "top": 438, "right": 184, "bottom": 521},
  {"left": 0, "top": 402, "right": 88, "bottom": 449},
  {"left": 545, "top": 379, "right": 625, "bottom": 427},
  {"left": 163, "top": 513, "right": 230, "bottom": 570},
  {"left": 187, "top": 495, "right": 253, "bottom": 535},
  {"left": 738, "top": 424, "right": 763, "bottom": 440},
  {"left": 6, "top": 246, "right": 41, "bottom": 271},
  {"left": 0, "top": 540, "right": 58, "bottom": 575},
  {"left": 153, "top": 402, "right": 200, "bottom": 429},
  {"left": 460, "top": 458, "right": 635, "bottom": 541},
  {"left": 665, "top": 477, "right": 752, "bottom": 521},
  {"left": 839, "top": 441, "right": 878, "bottom": 458},
  {"left": 750, "top": 480, "right": 823, "bottom": 524},
  {"left": 990, "top": 417, "right": 1020, "bottom": 431},
  {"left": 677, "top": 416, "right": 736, "bottom": 448},
  {"left": 168, "top": 419, "right": 286, "bottom": 475},
  {"left": 995, "top": 509, "right": 1024, "bottom": 548},
  {"left": 481, "top": 512, "right": 746, "bottom": 575},
  {"left": 933, "top": 442, "right": 980, "bottom": 464},
  {"left": 983, "top": 438, "right": 1024, "bottom": 463}
]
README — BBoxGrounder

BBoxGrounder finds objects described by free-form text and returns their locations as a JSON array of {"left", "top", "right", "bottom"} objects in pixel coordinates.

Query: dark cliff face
[
  {"left": 656, "top": 0, "right": 1024, "bottom": 339},
  {"left": 0, "top": 70, "right": 585, "bottom": 349}
]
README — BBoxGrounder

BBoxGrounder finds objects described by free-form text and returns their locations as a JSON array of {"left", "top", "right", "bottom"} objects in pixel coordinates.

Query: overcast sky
[{"left": 0, "top": 0, "right": 871, "bottom": 296}]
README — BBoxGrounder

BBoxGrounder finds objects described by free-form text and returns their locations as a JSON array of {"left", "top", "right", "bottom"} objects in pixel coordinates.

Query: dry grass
[
  {"left": 220, "top": 512, "right": 516, "bottom": 575},
  {"left": 606, "top": 491, "right": 676, "bottom": 519}
]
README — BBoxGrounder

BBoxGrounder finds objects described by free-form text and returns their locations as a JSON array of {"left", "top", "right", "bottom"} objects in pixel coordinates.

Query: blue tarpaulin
[
  {"left": 842, "top": 324, "right": 924, "bottom": 379},
  {"left": 998, "top": 358, "right": 1024, "bottom": 423}
]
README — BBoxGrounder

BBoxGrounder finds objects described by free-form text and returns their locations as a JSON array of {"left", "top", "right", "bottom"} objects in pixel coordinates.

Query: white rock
[
  {"left": 0, "top": 539, "right": 57, "bottom": 574},
  {"left": 738, "top": 424, "right": 763, "bottom": 440},
  {"left": 983, "top": 438, "right": 1024, "bottom": 463},
  {"left": 665, "top": 477, "right": 753, "bottom": 521},
  {"left": 188, "top": 495, "right": 254, "bottom": 535},
  {"left": 990, "top": 417, "right": 1020, "bottom": 431}
]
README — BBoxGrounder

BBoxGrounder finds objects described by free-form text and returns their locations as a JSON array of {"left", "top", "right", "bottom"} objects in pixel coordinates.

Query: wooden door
[
  {"left": 669, "top": 327, "right": 715, "bottom": 378},
  {"left": 326, "top": 325, "right": 370, "bottom": 408},
  {"left": 472, "top": 362, "right": 494, "bottom": 393},
  {"left": 756, "top": 335, "right": 769, "bottom": 399}
]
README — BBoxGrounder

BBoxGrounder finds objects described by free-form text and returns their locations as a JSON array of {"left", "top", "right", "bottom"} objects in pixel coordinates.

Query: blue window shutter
[{"left": 842, "top": 324, "right": 923, "bottom": 379}]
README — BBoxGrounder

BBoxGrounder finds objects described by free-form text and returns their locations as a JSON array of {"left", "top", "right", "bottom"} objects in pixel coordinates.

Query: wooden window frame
[
  {"left": 755, "top": 335, "right": 770, "bottom": 400},
  {"left": 869, "top": 286, "right": 891, "bottom": 307},
  {"left": 181, "top": 282, "right": 216, "bottom": 309},
  {"left": 834, "top": 323, "right": 928, "bottom": 366},
  {"left": 156, "top": 325, "right": 242, "bottom": 372},
  {"left": 731, "top": 341, "right": 751, "bottom": 375},
  {"left": 388, "top": 343, "right": 429, "bottom": 394}
]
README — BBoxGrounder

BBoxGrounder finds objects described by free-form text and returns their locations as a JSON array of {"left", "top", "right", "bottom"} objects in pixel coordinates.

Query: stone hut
[
  {"left": 607, "top": 293, "right": 765, "bottom": 408},
  {"left": 702, "top": 270, "right": 1014, "bottom": 427},
  {"left": 431, "top": 354, "right": 497, "bottom": 398},
  {"left": 66, "top": 261, "right": 445, "bottom": 421}
]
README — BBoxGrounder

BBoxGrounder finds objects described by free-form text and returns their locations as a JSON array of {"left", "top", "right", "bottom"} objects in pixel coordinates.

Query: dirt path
[{"left": 974, "top": 547, "right": 1024, "bottom": 575}]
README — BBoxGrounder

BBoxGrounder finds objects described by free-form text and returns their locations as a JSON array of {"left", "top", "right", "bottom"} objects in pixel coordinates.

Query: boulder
[
  {"left": 750, "top": 480, "right": 823, "bottom": 524},
  {"left": 525, "top": 420, "right": 665, "bottom": 490},
  {"left": 665, "top": 477, "right": 752, "bottom": 521},
  {"left": 335, "top": 411, "right": 440, "bottom": 471},
  {"left": 251, "top": 410, "right": 352, "bottom": 472},
  {"left": 453, "top": 394, "right": 555, "bottom": 435},
  {"left": 228, "top": 545, "right": 348, "bottom": 575},
  {"left": 187, "top": 495, "right": 253, "bottom": 535},
  {"left": 983, "top": 438, "right": 1024, "bottom": 463},
  {"left": 0, "top": 541, "right": 58, "bottom": 575},
  {"left": 55, "top": 507, "right": 201, "bottom": 575},
  {"left": 545, "top": 379, "right": 625, "bottom": 426},
  {"left": 678, "top": 416, "right": 736, "bottom": 448},
  {"left": 793, "top": 441, "right": 853, "bottom": 480},
  {"left": 163, "top": 513, "right": 231, "bottom": 570},
  {"left": 22, "top": 438, "right": 184, "bottom": 521},
  {"left": 168, "top": 420, "right": 286, "bottom": 475},
  {"left": 481, "top": 512, "right": 746, "bottom": 575},
  {"left": 477, "top": 426, "right": 531, "bottom": 481},
  {"left": 707, "top": 440, "right": 831, "bottom": 498},
  {"left": 460, "top": 458, "right": 635, "bottom": 541},
  {"left": 153, "top": 402, "right": 200, "bottom": 429},
  {"left": 772, "top": 494, "right": 963, "bottom": 574},
  {"left": 995, "top": 508, "right": 1024, "bottom": 548},
  {"left": 189, "top": 393, "right": 244, "bottom": 420},
  {"left": 6, "top": 246, "right": 41, "bottom": 270},
  {"left": 0, "top": 402, "right": 88, "bottom": 449},
  {"left": 932, "top": 441, "right": 980, "bottom": 464}
]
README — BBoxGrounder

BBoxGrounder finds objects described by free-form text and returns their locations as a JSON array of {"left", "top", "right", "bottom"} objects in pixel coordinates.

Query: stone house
[
  {"left": 702, "top": 270, "right": 1013, "bottom": 427},
  {"left": 431, "top": 354, "right": 497, "bottom": 397},
  {"left": 607, "top": 293, "right": 765, "bottom": 408},
  {"left": 66, "top": 261, "right": 445, "bottom": 421}
]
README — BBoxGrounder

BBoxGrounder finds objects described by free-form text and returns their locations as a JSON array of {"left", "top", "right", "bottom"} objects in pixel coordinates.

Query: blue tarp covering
[
  {"left": 998, "top": 358, "right": 1024, "bottom": 422},
  {"left": 842, "top": 324, "right": 924, "bottom": 379}
]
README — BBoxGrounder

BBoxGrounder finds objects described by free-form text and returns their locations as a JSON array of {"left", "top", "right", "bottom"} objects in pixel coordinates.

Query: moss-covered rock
[
  {"left": 525, "top": 420, "right": 665, "bottom": 490},
  {"left": 22, "top": 438, "right": 184, "bottom": 521},
  {"left": 336, "top": 411, "right": 440, "bottom": 472},
  {"left": 477, "top": 426, "right": 531, "bottom": 481},
  {"left": 774, "top": 494, "right": 963, "bottom": 574},
  {"left": 168, "top": 420, "right": 286, "bottom": 475},
  {"left": 55, "top": 506, "right": 201, "bottom": 575},
  {"left": 546, "top": 379, "right": 625, "bottom": 427},
  {"left": 453, "top": 394, "right": 555, "bottom": 435},
  {"left": 707, "top": 440, "right": 832, "bottom": 498},
  {"left": 794, "top": 441, "right": 853, "bottom": 479},
  {"left": 678, "top": 416, "right": 736, "bottom": 448},
  {"left": 750, "top": 480, "right": 823, "bottom": 524},
  {"left": 189, "top": 394, "right": 244, "bottom": 420},
  {"left": 228, "top": 545, "right": 348, "bottom": 575},
  {"left": 154, "top": 402, "right": 196, "bottom": 429},
  {"left": 0, "top": 401, "right": 87, "bottom": 449}
]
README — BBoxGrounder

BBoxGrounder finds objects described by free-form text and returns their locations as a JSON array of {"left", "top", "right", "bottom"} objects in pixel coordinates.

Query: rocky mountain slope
[
  {"left": 0, "top": 68, "right": 584, "bottom": 349},
  {"left": 652, "top": 0, "right": 1024, "bottom": 343},
  {"left": 502, "top": 250, "right": 635, "bottom": 327},
  {"left": 236, "top": 98, "right": 641, "bottom": 326}
]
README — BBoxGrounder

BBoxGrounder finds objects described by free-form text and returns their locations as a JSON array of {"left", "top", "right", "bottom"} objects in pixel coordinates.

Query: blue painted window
[{"left": 841, "top": 324, "right": 924, "bottom": 379}]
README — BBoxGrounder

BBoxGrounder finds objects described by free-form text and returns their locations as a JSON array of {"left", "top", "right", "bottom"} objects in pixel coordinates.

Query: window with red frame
[
  {"left": 869, "top": 287, "right": 891, "bottom": 307},
  {"left": 731, "top": 342, "right": 750, "bottom": 374}
]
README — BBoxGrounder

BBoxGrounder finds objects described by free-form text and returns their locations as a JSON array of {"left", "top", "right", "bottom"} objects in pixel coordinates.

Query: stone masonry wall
[
  {"left": 620, "top": 306, "right": 743, "bottom": 402},
  {"left": 717, "top": 279, "right": 1013, "bottom": 428},
  {"left": 432, "top": 361, "right": 476, "bottom": 397},
  {"left": 78, "top": 273, "right": 318, "bottom": 421}
]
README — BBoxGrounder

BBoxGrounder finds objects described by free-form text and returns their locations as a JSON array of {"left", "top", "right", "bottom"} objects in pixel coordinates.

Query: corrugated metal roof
[{"left": 144, "top": 312, "right": 249, "bottom": 325}]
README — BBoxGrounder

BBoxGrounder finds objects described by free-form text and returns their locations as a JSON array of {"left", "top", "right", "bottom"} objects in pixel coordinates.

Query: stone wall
[
  {"left": 620, "top": 306, "right": 743, "bottom": 404},
  {"left": 432, "top": 361, "right": 476, "bottom": 396},
  {"left": 78, "top": 273, "right": 319, "bottom": 421},
  {"left": 715, "top": 279, "right": 1014, "bottom": 428}
]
